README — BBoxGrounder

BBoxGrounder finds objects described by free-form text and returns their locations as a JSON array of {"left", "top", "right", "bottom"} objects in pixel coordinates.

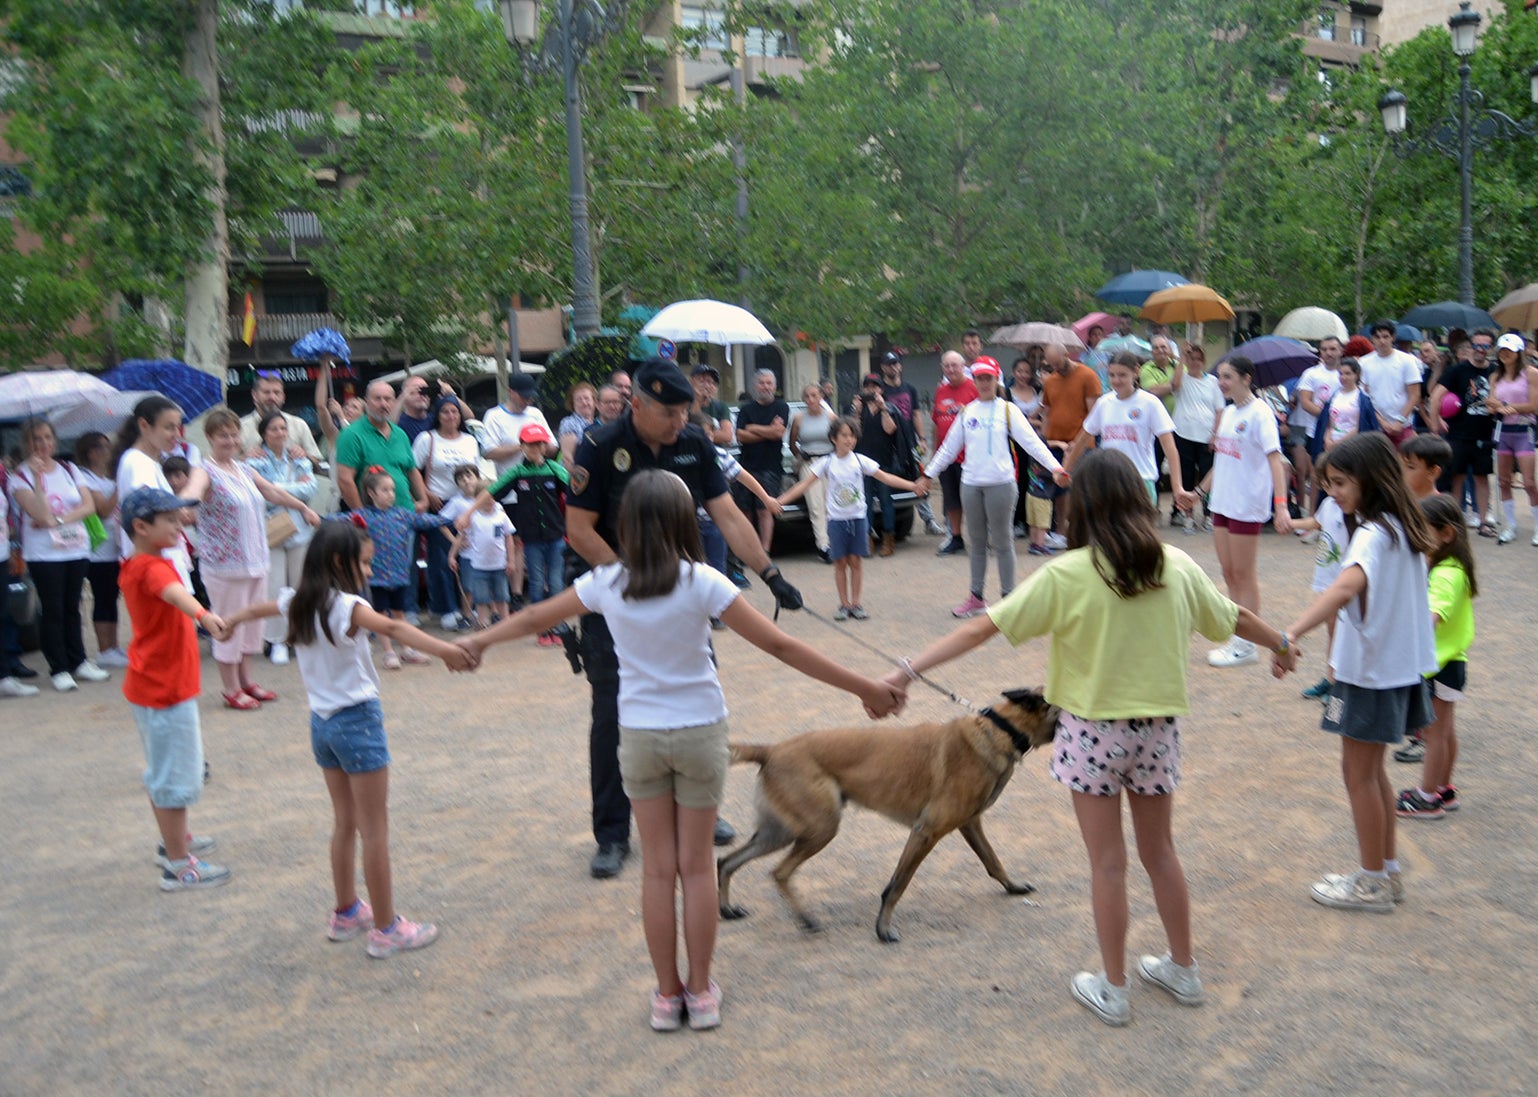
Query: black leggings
[
  {"left": 87, "top": 560, "right": 120, "bottom": 624},
  {"left": 1174, "top": 436, "right": 1214, "bottom": 515},
  {"left": 28, "top": 557, "right": 88, "bottom": 675}
]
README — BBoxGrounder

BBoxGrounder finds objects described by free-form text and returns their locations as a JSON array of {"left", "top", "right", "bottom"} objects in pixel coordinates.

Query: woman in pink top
[{"left": 1489, "top": 333, "right": 1538, "bottom": 543}]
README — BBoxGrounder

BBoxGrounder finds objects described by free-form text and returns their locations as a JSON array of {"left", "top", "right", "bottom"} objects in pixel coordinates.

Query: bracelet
[
  {"left": 899, "top": 658, "right": 921, "bottom": 682},
  {"left": 1274, "top": 632, "right": 1292, "bottom": 655},
  {"left": 1273, "top": 495, "right": 1287, "bottom": 506},
  {"left": 195, "top": 608, "right": 208, "bottom": 622}
]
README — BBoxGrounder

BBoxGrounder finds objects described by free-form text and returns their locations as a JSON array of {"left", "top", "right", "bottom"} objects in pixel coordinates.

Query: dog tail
[{"left": 728, "top": 742, "right": 771, "bottom": 766}]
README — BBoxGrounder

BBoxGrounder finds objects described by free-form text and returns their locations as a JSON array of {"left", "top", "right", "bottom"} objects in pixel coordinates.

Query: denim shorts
[
  {"left": 827, "top": 516, "right": 870, "bottom": 560},
  {"left": 311, "top": 698, "right": 391, "bottom": 774},
  {"left": 132, "top": 698, "right": 204, "bottom": 809},
  {"left": 463, "top": 565, "right": 510, "bottom": 606}
]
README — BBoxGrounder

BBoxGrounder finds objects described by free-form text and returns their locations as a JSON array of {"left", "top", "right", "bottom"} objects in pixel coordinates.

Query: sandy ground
[{"left": 2, "top": 518, "right": 1535, "bottom": 1096}]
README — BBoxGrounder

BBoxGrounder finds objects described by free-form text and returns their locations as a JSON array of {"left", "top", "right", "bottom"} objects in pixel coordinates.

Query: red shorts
[{"left": 1211, "top": 512, "right": 1263, "bottom": 536}]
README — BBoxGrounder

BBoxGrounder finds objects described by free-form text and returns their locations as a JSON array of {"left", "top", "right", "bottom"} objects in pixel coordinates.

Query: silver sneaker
[
  {"left": 1321, "top": 869, "right": 1404, "bottom": 905},
  {"left": 1071, "top": 971, "right": 1130, "bottom": 1026},
  {"left": 1311, "top": 869, "right": 1394, "bottom": 913},
  {"left": 1137, "top": 953, "right": 1205, "bottom": 1005}
]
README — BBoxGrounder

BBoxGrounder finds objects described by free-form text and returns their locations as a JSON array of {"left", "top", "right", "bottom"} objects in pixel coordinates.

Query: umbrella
[
  {"left": 1072, "top": 311, "right": 1121, "bottom": 342},
  {"left": 1096, "top": 334, "right": 1153, "bottom": 359},
  {"left": 1139, "top": 284, "right": 1236, "bottom": 325},
  {"left": 641, "top": 299, "right": 773, "bottom": 346},
  {"left": 1272, "top": 307, "right": 1348, "bottom": 343},
  {"left": 990, "top": 322, "right": 1084, "bottom": 350},
  {"left": 1489, "top": 284, "right": 1538, "bottom": 330},
  {"left": 290, "top": 327, "right": 352, "bottom": 364},
  {"left": 1094, "top": 270, "right": 1190, "bottom": 306},
  {"left": 1217, "top": 336, "right": 1319, "bottom": 389},
  {"left": 0, "top": 370, "right": 153, "bottom": 437},
  {"left": 100, "top": 359, "right": 223, "bottom": 419},
  {"left": 1399, "top": 301, "right": 1497, "bottom": 332}
]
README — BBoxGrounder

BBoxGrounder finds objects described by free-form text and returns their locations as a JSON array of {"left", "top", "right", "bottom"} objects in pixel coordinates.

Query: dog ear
[{"left": 1001, "top": 687, "right": 1047, "bottom": 710}]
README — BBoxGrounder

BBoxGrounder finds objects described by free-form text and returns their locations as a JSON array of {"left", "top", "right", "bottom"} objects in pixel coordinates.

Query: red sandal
[
  {"left": 242, "top": 684, "right": 278, "bottom": 703},
  {"left": 222, "top": 690, "right": 260, "bottom": 711}
]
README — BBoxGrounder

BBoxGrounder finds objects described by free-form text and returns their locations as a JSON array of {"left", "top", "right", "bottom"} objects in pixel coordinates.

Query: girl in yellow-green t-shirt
[{"left": 886, "top": 448, "right": 1296, "bottom": 1028}]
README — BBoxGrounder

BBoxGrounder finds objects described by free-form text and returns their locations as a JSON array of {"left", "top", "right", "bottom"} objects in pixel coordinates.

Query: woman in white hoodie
[{"left": 919, "top": 357, "right": 1069, "bottom": 619}]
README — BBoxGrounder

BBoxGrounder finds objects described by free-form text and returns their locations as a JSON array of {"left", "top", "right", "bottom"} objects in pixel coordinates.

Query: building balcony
[
  {"left": 744, "top": 54, "right": 806, "bottom": 85},
  {"left": 1299, "top": 19, "right": 1378, "bottom": 65}
]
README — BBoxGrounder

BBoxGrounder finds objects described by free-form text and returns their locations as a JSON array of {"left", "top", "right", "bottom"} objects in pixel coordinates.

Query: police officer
[{"left": 568, "top": 358, "right": 803, "bottom": 878}]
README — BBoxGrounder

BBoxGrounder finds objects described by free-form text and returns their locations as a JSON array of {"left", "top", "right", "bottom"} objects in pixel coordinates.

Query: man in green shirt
[
  {"left": 334, "top": 380, "right": 429, "bottom": 512},
  {"left": 1139, "top": 336, "right": 1178, "bottom": 416}
]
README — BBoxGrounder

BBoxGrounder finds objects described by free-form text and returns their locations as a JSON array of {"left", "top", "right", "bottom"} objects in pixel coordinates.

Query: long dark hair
[
  {"left": 257, "top": 410, "right": 287, "bottom": 448},
  {"left": 617, "top": 469, "right": 706, "bottom": 600},
  {"left": 286, "top": 520, "right": 372, "bottom": 648},
  {"left": 1326, "top": 432, "right": 1435, "bottom": 554},
  {"left": 1420, "top": 494, "right": 1478, "bottom": 598},
  {"left": 1222, "top": 354, "right": 1258, "bottom": 395},
  {"left": 1066, "top": 449, "right": 1165, "bottom": 598},
  {"left": 74, "top": 431, "right": 111, "bottom": 471},
  {"left": 113, "top": 395, "right": 180, "bottom": 463}
]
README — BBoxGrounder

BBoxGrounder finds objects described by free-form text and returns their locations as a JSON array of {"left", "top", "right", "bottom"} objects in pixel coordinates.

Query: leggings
[
  {"left": 961, "top": 480, "right": 1019, "bottom": 598},
  {"left": 1174, "top": 435, "right": 1214, "bottom": 515},
  {"left": 28, "top": 557, "right": 88, "bottom": 674}
]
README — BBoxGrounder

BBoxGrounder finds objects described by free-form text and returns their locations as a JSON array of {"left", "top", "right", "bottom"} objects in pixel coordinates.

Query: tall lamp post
[
  {"left": 500, "top": 0, "right": 630, "bottom": 342},
  {"left": 1377, "top": 2, "right": 1538, "bottom": 307}
]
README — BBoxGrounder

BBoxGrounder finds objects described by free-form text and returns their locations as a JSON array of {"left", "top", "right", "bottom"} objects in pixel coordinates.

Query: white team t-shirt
[
  {"left": 278, "top": 588, "right": 381, "bottom": 719},
  {"left": 1171, "top": 372, "right": 1225, "bottom": 443},
  {"left": 1293, "top": 364, "right": 1340, "bottom": 435},
  {"left": 8, "top": 462, "right": 91, "bottom": 562},
  {"left": 1208, "top": 398, "right": 1281, "bottom": 524},
  {"left": 1327, "top": 388, "right": 1361, "bottom": 444},
  {"left": 1081, "top": 389, "right": 1174, "bottom": 481},
  {"left": 1358, "top": 350, "right": 1421, "bottom": 427},
  {"left": 574, "top": 561, "right": 740, "bottom": 729},
  {"left": 1310, "top": 496, "right": 1349, "bottom": 592},
  {"left": 1328, "top": 516, "right": 1437, "bottom": 689},
  {"left": 813, "top": 452, "right": 881, "bottom": 521},
  {"left": 115, "top": 447, "right": 193, "bottom": 586}
]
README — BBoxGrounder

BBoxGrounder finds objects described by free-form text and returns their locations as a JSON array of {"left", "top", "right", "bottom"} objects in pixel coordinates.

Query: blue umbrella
[
  {"left": 290, "top": 327, "right": 351, "bottom": 364},
  {"left": 99, "top": 359, "right": 224, "bottom": 418},
  {"left": 1217, "top": 336, "right": 1318, "bottom": 389},
  {"left": 1399, "top": 301, "right": 1496, "bottom": 333},
  {"left": 1094, "top": 270, "right": 1190, "bottom": 306}
]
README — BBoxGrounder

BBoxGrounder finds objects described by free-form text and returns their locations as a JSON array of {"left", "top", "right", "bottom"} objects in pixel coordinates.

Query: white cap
[{"left": 1497, "top": 333, "right": 1526, "bottom": 353}]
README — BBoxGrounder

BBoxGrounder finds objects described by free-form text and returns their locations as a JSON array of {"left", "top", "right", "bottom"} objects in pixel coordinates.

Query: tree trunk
[{"left": 181, "top": 0, "right": 229, "bottom": 388}]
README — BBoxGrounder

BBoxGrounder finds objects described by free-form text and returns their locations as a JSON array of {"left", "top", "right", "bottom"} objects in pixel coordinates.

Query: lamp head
[
  {"left": 500, "top": 0, "right": 540, "bottom": 46},
  {"left": 1448, "top": 1, "right": 1480, "bottom": 58},
  {"left": 1378, "top": 89, "right": 1408, "bottom": 135}
]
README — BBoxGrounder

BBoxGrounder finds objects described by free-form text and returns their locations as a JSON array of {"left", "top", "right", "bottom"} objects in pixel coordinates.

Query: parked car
[{"left": 729, "top": 400, "right": 917, "bottom": 541}]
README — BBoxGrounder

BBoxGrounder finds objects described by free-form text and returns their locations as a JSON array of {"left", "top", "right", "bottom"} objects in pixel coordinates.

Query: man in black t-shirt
[
  {"left": 566, "top": 358, "right": 802, "bottom": 878},
  {"left": 852, "top": 372, "right": 901, "bottom": 553},
  {"left": 1430, "top": 329, "right": 1499, "bottom": 532},
  {"left": 734, "top": 368, "right": 790, "bottom": 552}
]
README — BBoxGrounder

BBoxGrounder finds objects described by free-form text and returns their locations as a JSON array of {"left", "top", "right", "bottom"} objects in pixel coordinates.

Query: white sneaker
[
  {"left": 1044, "top": 532, "right": 1068, "bottom": 550},
  {"left": 96, "top": 647, "right": 130, "bottom": 668},
  {"left": 1466, "top": 511, "right": 1482, "bottom": 528},
  {"left": 1137, "top": 953, "right": 1205, "bottom": 1005},
  {"left": 0, "top": 676, "right": 39, "bottom": 698},
  {"left": 1531, "top": 530, "right": 1538, "bottom": 547},
  {"left": 73, "top": 660, "right": 110, "bottom": 682},
  {"left": 1071, "top": 971, "right": 1130, "bottom": 1026},
  {"left": 1311, "top": 869, "right": 1394, "bottom": 913},
  {"left": 269, "top": 643, "right": 290, "bottom": 666},
  {"left": 404, "top": 612, "right": 421, "bottom": 627},
  {"left": 1499, "top": 525, "right": 1516, "bottom": 544},
  {"left": 52, "top": 672, "right": 78, "bottom": 692},
  {"left": 440, "top": 612, "right": 459, "bottom": 631},
  {"left": 1206, "top": 640, "right": 1258, "bottom": 668}
]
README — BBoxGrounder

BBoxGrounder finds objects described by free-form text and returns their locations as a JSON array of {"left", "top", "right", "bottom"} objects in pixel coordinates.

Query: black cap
[
  {"left": 507, "top": 372, "right": 537, "bottom": 396},
  {"left": 862, "top": 372, "right": 882, "bottom": 386},
  {"left": 880, "top": 350, "right": 902, "bottom": 365},
  {"left": 634, "top": 357, "right": 695, "bottom": 405},
  {"left": 690, "top": 363, "right": 720, "bottom": 382}
]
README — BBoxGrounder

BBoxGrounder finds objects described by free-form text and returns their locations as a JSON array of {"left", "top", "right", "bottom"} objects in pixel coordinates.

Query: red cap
[
  {"left": 519, "top": 422, "right": 554, "bottom": 445},
  {"left": 971, "top": 356, "right": 1001, "bottom": 378}
]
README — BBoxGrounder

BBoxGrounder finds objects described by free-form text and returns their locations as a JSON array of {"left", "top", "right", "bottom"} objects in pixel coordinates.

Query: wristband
[
  {"left": 1273, "top": 496, "right": 1287, "bottom": 506},
  {"left": 899, "top": 658, "right": 921, "bottom": 682},
  {"left": 195, "top": 608, "right": 208, "bottom": 622},
  {"left": 1274, "top": 633, "right": 1290, "bottom": 655}
]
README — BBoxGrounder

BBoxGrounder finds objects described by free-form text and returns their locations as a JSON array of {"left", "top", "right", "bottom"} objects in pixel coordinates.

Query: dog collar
[{"left": 978, "top": 706, "right": 1035, "bottom": 755}]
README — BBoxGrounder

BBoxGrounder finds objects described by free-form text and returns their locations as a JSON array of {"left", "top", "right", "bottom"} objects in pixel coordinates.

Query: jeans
[
  {"left": 699, "top": 515, "right": 728, "bottom": 575},
  {"left": 524, "top": 539, "right": 566, "bottom": 603},
  {"left": 28, "top": 557, "right": 88, "bottom": 674},
  {"left": 865, "top": 477, "right": 896, "bottom": 533},
  {"left": 961, "top": 481, "right": 1019, "bottom": 598},
  {"left": 425, "top": 527, "right": 457, "bottom": 617}
]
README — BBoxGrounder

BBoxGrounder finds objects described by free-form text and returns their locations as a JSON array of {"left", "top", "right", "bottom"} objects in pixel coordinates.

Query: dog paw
[
  {"left": 875, "top": 924, "right": 900, "bottom": 944},
  {"left": 1003, "top": 881, "right": 1036, "bottom": 896},
  {"left": 797, "top": 915, "right": 824, "bottom": 935},
  {"left": 720, "top": 903, "right": 750, "bottom": 920}
]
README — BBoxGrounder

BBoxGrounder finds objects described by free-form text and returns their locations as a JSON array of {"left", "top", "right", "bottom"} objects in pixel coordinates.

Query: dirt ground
[{"left": 2, "top": 519, "right": 1534, "bottom": 1096}]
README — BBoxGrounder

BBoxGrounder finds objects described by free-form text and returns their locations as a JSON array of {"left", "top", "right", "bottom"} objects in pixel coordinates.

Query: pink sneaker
[
  {"left": 328, "top": 899, "right": 374, "bottom": 942},
  {"left": 684, "top": 979, "right": 722, "bottom": 1030},
  {"left": 650, "top": 989, "right": 684, "bottom": 1032},
  {"left": 381, "top": 650, "right": 402, "bottom": 670},
  {"left": 399, "top": 647, "right": 431, "bottom": 665},
  {"left": 951, "top": 593, "right": 987, "bottom": 619},
  {"left": 367, "top": 915, "right": 440, "bottom": 958}
]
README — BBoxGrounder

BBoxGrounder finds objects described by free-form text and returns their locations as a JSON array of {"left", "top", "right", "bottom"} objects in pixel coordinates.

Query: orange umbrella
[{"left": 1139, "top": 284, "right": 1236, "bottom": 325}]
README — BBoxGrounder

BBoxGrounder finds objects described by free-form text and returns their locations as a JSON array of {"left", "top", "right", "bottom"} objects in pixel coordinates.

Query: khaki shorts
[
  {"left": 618, "top": 718, "right": 730, "bottom": 809},
  {"left": 1026, "top": 494, "right": 1053, "bottom": 530}
]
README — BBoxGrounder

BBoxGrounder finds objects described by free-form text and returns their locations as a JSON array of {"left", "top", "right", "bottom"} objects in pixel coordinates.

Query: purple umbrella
[{"left": 1217, "top": 336, "right": 1318, "bottom": 388}]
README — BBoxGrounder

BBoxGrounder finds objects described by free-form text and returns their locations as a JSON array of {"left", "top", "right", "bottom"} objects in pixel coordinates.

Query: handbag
[
  {"left": 6, "top": 574, "right": 39, "bottom": 628},
  {"left": 266, "top": 511, "right": 299, "bottom": 548}
]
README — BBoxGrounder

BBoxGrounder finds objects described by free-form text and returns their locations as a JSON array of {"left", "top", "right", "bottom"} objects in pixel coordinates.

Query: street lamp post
[
  {"left": 1377, "top": 2, "right": 1538, "bottom": 307},
  {"left": 500, "top": 0, "right": 630, "bottom": 342}
]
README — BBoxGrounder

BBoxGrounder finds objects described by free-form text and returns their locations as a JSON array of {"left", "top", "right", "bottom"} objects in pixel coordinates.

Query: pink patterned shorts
[{"left": 1049, "top": 712, "right": 1181, "bottom": 797}]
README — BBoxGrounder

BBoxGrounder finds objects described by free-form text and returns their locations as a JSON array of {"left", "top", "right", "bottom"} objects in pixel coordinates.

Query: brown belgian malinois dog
[{"left": 717, "top": 687, "right": 1059, "bottom": 943}]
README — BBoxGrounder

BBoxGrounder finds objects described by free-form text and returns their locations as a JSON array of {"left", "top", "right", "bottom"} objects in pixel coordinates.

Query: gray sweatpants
[{"left": 961, "top": 480, "right": 1019, "bottom": 598}]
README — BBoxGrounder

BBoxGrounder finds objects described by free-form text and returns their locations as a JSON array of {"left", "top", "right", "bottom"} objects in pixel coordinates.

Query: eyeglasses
[{"left": 1472, "top": 342, "right": 1493, "bottom": 350}]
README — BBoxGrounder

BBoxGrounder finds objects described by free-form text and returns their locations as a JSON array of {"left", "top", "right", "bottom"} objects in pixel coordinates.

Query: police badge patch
[
  {"left": 570, "top": 466, "right": 590, "bottom": 493},
  {"left": 613, "top": 448, "right": 632, "bottom": 472}
]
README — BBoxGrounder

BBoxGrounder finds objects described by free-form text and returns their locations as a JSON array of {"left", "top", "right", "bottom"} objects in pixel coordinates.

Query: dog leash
[{"left": 796, "top": 604, "right": 981, "bottom": 713}]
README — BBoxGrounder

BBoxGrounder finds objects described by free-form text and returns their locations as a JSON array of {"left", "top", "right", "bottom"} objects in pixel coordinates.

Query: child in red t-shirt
[{"left": 118, "top": 487, "right": 231, "bottom": 891}]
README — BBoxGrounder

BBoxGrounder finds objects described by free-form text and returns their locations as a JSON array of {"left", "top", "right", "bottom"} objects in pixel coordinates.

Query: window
[
  {"left": 744, "top": 25, "right": 800, "bottom": 59},
  {"left": 1350, "top": 17, "right": 1368, "bottom": 46},
  {"left": 680, "top": 6, "right": 728, "bottom": 51},
  {"left": 1316, "top": 11, "right": 1336, "bottom": 41},
  {"left": 265, "top": 286, "right": 329, "bottom": 315}
]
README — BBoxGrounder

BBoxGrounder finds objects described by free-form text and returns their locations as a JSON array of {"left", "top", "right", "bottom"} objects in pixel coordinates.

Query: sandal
[
  {"left": 242, "top": 683, "right": 278, "bottom": 703},
  {"left": 222, "top": 690, "right": 260, "bottom": 711},
  {"left": 1478, "top": 522, "right": 1500, "bottom": 538}
]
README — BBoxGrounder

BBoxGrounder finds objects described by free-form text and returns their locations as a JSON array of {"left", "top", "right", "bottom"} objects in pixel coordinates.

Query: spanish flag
[{"left": 241, "top": 291, "right": 257, "bottom": 346}]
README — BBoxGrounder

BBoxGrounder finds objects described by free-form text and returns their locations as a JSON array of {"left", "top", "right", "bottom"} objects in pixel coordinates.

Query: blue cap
[{"left": 121, "top": 486, "right": 198, "bottom": 529}]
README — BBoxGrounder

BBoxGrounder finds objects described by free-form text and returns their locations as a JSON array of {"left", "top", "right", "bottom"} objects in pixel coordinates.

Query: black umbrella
[{"left": 1399, "top": 301, "right": 1498, "bottom": 332}]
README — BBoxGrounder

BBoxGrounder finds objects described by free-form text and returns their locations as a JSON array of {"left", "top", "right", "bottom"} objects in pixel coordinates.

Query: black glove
[
  {"left": 553, "top": 621, "right": 583, "bottom": 675},
  {"left": 760, "top": 565, "right": 802, "bottom": 613}
]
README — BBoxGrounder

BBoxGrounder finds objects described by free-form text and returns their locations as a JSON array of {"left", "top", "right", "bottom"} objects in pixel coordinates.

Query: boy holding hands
[{"left": 118, "top": 487, "right": 231, "bottom": 890}]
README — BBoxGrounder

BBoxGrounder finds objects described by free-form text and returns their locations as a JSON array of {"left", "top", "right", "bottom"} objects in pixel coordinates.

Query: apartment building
[{"left": 1300, "top": 1, "right": 1509, "bottom": 70}]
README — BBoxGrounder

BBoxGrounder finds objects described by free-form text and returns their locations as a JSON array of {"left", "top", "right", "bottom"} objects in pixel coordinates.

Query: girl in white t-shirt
[
  {"left": 1194, "top": 356, "right": 1292, "bottom": 668},
  {"left": 778, "top": 417, "right": 919, "bottom": 620},
  {"left": 463, "top": 469, "right": 903, "bottom": 1033},
  {"left": 1276, "top": 433, "right": 1437, "bottom": 913},
  {"left": 217, "top": 519, "right": 475, "bottom": 959},
  {"left": 1288, "top": 449, "right": 1350, "bottom": 702},
  {"left": 1066, "top": 353, "right": 1189, "bottom": 509}
]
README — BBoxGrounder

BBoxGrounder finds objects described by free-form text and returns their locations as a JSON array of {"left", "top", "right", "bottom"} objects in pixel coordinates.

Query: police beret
[{"left": 634, "top": 357, "right": 695, "bottom": 405}]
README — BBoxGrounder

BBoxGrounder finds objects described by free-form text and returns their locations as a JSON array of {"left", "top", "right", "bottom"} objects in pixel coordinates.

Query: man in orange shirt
[{"left": 1039, "top": 344, "right": 1102, "bottom": 543}]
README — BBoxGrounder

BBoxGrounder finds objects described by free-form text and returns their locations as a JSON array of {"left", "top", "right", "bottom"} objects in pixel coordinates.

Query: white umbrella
[
  {"left": 1272, "top": 307, "right": 1348, "bottom": 343},
  {"left": 990, "top": 322, "right": 1085, "bottom": 350},
  {"left": 0, "top": 370, "right": 151, "bottom": 431},
  {"left": 641, "top": 299, "right": 774, "bottom": 346}
]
